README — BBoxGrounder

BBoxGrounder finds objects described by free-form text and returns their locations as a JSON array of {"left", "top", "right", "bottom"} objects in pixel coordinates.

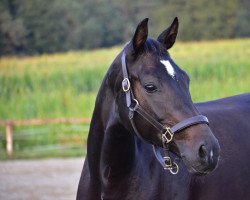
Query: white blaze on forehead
[{"left": 160, "top": 60, "right": 175, "bottom": 78}]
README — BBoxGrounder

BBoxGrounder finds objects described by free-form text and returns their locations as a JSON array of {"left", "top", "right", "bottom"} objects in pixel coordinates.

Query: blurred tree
[
  {"left": 150, "top": 0, "right": 238, "bottom": 40},
  {"left": 0, "top": 0, "right": 249, "bottom": 55},
  {"left": 0, "top": 0, "right": 27, "bottom": 55},
  {"left": 16, "top": 0, "right": 76, "bottom": 54},
  {"left": 73, "top": 0, "right": 125, "bottom": 49},
  {"left": 233, "top": 0, "right": 250, "bottom": 37}
]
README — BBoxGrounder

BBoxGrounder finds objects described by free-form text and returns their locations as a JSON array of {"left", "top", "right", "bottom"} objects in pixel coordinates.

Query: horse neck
[{"left": 87, "top": 59, "right": 137, "bottom": 184}]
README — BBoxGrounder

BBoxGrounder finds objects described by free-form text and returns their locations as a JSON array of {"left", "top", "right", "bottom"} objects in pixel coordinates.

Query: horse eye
[{"left": 144, "top": 83, "right": 157, "bottom": 93}]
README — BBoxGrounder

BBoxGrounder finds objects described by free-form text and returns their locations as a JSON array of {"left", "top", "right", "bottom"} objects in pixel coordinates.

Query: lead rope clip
[{"left": 162, "top": 132, "right": 179, "bottom": 175}]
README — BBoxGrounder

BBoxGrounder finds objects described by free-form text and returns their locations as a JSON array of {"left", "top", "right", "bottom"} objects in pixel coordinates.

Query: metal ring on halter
[
  {"left": 129, "top": 99, "right": 139, "bottom": 111},
  {"left": 162, "top": 127, "right": 174, "bottom": 143},
  {"left": 122, "top": 78, "right": 130, "bottom": 92},
  {"left": 169, "top": 162, "right": 179, "bottom": 175}
]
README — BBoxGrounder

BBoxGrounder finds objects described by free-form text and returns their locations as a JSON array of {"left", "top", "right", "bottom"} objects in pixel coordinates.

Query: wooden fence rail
[{"left": 0, "top": 118, "right": 91, "bottom": 157}]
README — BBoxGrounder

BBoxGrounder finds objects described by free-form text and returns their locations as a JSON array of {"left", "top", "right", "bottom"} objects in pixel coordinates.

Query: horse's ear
[
  {"left": 157, "top": 17, "right": 178, "bottom": 50},
  {"left": 132, "top": 18, "right": 148, "bottom": 53}
]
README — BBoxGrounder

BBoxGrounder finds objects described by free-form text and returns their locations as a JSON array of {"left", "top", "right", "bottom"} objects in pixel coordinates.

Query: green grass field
[{"left": 0, "top": 39, "right": 250, "bottom": 159}]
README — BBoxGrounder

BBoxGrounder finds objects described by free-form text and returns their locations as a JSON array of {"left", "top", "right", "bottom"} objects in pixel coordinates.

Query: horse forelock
[
  {"left": 143, "top": 38, "right": 167, "bottom": 56},
  {"left": 123, "top": 38, "right": 168, "bottom": 58}
]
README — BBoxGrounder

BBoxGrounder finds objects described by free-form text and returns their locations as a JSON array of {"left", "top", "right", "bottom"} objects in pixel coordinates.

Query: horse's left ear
[
  {"left": 157, "top": 17, "right": 179, "bottom": 50},
  {"left": 132, "top": 18, "right": 148, "bottom": 53}
]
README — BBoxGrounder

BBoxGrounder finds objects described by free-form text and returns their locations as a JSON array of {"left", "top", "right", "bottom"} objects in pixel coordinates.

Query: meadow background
[{"left": 1, "top": 39, "right": 250, "bottom": 159}]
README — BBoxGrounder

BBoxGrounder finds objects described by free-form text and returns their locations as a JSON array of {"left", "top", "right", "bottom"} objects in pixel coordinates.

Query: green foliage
[
  {"left": 0, "top": 0, "right": 27, "bottom": 54},
  {"left": 0, "top": 0, "right": 250, "bottom": 55},
  {"left": 234, "top": 0, "right": 250, "bottom": 37}
]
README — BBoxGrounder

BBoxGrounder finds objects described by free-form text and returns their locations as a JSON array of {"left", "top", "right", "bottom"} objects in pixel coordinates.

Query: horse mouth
[
  {"left": 188, "top": 166, "right": 210, "bottom": 176},
  {"left": 181, "top": 156, "right": 217, "bottom": 176}
]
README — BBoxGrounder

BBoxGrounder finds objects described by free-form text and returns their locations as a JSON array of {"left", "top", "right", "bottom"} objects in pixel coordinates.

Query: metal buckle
[
  {"left": 129, "top": 99, "right": 139, "bottom": 111},
  {"left": 122, "top": 78, "right": 130, "bottom": 92},
  {"left": 163, "top": 156, "right": 172, "bottom": 168},
  {"left": 162, "top": 127, "right": 174, "bottom": 143}
]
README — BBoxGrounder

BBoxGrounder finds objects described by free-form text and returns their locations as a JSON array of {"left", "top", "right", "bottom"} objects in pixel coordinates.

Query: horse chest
[{"left": 100, "top": 163, "right": 190, "bottom": 200}]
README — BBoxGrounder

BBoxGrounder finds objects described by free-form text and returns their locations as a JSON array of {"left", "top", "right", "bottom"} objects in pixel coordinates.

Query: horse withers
[{"left": 77, "top": 18, "right": 250, "bottom": 200}]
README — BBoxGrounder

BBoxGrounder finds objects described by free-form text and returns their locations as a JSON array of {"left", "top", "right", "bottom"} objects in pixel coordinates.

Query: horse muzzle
[{"left": 180, "top": 135, "right": 220, "bottom": 175}]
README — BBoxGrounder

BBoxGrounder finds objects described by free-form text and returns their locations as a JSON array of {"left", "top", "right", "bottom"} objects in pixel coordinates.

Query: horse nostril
[{"left": 199, "top": 145, "right": 208, "bottom": 161}]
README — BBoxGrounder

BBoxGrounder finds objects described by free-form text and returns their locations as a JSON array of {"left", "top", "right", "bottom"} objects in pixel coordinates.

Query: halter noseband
[{"left": 121, "top": 51, "right": 209, "bottom": 174}]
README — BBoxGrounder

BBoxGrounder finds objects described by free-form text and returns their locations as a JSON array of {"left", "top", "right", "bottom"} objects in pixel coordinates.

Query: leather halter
[{"left": 121, "top": 51, "right": 209, "bottom": 174}]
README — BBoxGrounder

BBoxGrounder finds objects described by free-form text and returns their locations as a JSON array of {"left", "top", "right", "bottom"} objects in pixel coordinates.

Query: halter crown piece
[{"left": 121, "top": 51, "right": 209, "bottom": 174}]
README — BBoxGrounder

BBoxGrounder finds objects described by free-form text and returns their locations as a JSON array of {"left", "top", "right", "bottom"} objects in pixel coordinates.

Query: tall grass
[
  {"left": 0, "top": 47, "right": 120, "bottom": 119},
  {"left": 1, "top": 39, "right": 249, "bottom": 120},
  {"left": 171, "top": 39, "right": 250, "bottom": 101},
  {"left": 0, "top": 39, "right": 249, "bottom": 159}
]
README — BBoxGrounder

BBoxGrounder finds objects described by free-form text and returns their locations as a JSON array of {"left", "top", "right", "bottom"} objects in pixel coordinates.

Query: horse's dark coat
[
  {"left": 77, "top": 18, "right": 250, "bottom": 200},
  {"left": 190, "top": 94, "right": 250, "bottom": 200}
]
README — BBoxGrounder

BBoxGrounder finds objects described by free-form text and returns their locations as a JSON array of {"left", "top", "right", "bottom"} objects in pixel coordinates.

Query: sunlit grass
[
  {"left": 0, "top": 39, "right": 249, "bottom": 159},
  {"left": 1, "top": 39, "right": 249, "bottom": 120},
  {"left": 0, "top": 47, "right": 121, "bottom": 77},
  {"left": 171, "top": 39, "right": 250, "bottom": 101}
]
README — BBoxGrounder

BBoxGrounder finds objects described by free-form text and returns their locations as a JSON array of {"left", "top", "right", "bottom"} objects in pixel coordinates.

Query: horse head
[{"left": 114, "top": 18, "right": 220, "bottom": 175}]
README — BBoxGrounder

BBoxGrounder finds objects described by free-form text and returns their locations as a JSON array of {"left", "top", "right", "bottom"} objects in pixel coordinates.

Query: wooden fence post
[
  {"left": 6, "top": 122, "right": 13, "bottom": 157},
  {"left": 0, "top": 118, "right": 91, "bottom": 158}
]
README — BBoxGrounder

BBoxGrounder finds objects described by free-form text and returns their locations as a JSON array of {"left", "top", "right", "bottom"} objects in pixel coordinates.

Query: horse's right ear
[{"left": 132, "top": 18, "right": 148, "bottom": 53}]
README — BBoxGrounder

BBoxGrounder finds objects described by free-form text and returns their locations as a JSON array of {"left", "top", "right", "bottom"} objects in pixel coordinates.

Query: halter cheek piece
[{"left": 121, "top": 52, "right": 209, "bottom": 174}]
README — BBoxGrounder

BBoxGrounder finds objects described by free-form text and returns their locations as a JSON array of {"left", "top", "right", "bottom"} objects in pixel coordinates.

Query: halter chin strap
[{"left": 121, "top": 51, "right": 209, "bottom": 174}]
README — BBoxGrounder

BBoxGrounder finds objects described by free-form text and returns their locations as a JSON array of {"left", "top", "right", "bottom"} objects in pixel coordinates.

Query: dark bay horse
[{"left": 77, "top": 18, "right": 250, "bottom": 200}]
